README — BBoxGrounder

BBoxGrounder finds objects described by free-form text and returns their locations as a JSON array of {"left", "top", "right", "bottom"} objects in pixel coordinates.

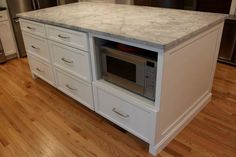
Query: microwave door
[{"left": 102, "top": 52, "right": 145, "bottom": 96}]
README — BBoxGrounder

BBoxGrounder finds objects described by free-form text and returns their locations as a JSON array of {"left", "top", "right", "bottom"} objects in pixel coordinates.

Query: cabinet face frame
[{"left": 88, "top": 33, "right": 164, "bottom": 111}]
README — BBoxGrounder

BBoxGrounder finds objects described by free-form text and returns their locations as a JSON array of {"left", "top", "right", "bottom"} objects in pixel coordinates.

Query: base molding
[{"left": 149, "top": 92, "right": 212, "bottom": 156}]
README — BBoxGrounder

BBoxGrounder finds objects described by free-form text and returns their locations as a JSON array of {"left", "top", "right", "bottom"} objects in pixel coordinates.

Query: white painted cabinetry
[
  {"left": 20, "top": 19, "right": 94, "bottom": 109},
  {"left": 0, "top": 10, "right": 17, "bottom": 57},
  {"left": 20, "top": 18, "right": 224, "bottom": 156},
  {"left": 49, "top": 41, "right": 91, "bottom": 82},
  {"left": 28, "top": 55, "right": 55, "bottom": 85},
  {"left": 22, "top": 33, "right": 50, "bottom": 62}
]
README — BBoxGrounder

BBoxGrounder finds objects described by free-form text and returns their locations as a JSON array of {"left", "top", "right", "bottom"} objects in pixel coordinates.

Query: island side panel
[{"left": 150, "top": 23, "right": 224, "bottom": 155}]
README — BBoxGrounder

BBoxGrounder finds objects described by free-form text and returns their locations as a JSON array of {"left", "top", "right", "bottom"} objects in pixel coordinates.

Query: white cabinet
[
  {"left": 93, "top": 80, "right": 155, "bottom": 142},
  {"left": 20, "top": 19, "right": 46, "bottom": 38},
  {"left": 55, "top": 68, "right": 93, "bottom": 109},
  {"left": 46, "top": 25, "right": 89, "bottom": 51},
  {"left": 22, "top": 32, "right": 51, "bottom": 62},
  {"left": 28, "top": 55, "right": 55, "bottom": 86},
  {"left": 49, "top": 41, "right": 91, "bottom": 82},
  {"left": 0, "top": 10, "right": 17, "bottom": 57},
  {"left": 19, "top": 18, "right": 224, "bottom": 156},
  {"left": 0, "top": 11, "right": 8, "bottom": 22},
  {"left": 20, "top": 19, "right": 93, "bottom": 109}
]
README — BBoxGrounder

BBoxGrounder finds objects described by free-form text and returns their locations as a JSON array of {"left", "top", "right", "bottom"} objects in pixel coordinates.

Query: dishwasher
[
  {"left": 0, "top": 38, "right": 6, "bottom": 63},
  {"left": 218, "top": 17, "right": 236, "bottom": 66}
]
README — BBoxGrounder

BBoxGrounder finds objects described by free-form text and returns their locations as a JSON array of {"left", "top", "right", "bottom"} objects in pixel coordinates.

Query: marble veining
[{"left": 17, "top": 2, "right": 227, "bottom": 50}]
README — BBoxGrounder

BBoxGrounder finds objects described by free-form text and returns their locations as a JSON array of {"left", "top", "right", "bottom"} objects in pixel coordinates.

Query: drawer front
[
  {"left": 23, "top": 32, "right": 50, "bottom": 62},
  {"left": 94, "top": 87, "right": 153, "bottom": 142},
  {"left": 50, "top": 41, "right": 91, "bottom": 82},
  {"left": 55, "top": 69, "right": 93, "bottom": 109},
  {"left": 20, "top": 19, "right": 46, "bottom": 37},
  {"left": 28, "top": 55, "right": 55, "bottom": 85},
  {"left": 0, "top": 11, "right": 8, "bottom": 22},
  {"left": 46, "top": 25, "right": 88, "bottom": 51}
]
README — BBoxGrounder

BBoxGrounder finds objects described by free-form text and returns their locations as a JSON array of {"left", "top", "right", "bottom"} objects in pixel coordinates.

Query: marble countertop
[{"left": 17, "top": 2, "right": 227, "bottom": 50}]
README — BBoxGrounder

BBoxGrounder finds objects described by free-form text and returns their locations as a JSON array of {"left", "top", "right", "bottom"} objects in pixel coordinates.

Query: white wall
[{"left": 230, "top": 0, "right": 236, "bottom": 15}]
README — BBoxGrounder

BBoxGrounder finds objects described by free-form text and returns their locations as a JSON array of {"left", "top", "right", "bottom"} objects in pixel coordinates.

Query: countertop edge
[
  {"left": 164, "top": 17, "right": 227, "bottom": 50},
  {"left": 17, "top": 15, "right": 226, "bottom": 51}
]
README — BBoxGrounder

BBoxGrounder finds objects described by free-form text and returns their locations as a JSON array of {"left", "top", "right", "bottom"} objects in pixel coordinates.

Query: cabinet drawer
[
  {"left": 28, "top": 55, "right": 55, "bottom": 85},
  {"left": 55, "top": 68, "right": 93, "bottom": 109},
  {"left": 0, "top": 11, "right": 8, "bottom": 22},
  {"left": 50, "top": 41, "right": 91, "bottom": 82},
  {"left": 46, "top": 25, "right": 88, "bottom": 51},
  {"left": 20, "top": 19, "right": 46, "bottom": 37},
  {"left": 93, "top": 85, "right": 154, "bottom": 142},
  {"left": 23, "top": 32, "right": 50, "bottom": 62}
]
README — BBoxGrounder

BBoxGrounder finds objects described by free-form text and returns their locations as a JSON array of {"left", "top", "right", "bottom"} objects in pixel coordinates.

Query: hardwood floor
[{"left": 0, "top": 58, "right": 235, "bottom": 157}]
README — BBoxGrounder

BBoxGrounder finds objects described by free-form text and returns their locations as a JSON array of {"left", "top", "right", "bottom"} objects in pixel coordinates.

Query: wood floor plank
[{"left": 0, "top": 58, "right": 235, "bottom": 157}]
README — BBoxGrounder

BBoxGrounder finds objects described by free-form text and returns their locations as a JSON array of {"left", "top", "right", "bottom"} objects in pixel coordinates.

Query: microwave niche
[{"left": 101, "top": 44, "right": 157, "bottom": 101}]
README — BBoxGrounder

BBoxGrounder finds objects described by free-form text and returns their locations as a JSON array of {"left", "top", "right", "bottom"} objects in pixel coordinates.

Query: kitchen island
[{"left": 18, "top": 2, "right": 226, "bottom": 155}]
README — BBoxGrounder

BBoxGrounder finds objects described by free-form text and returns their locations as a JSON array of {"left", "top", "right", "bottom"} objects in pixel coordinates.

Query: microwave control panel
[{"left": 144, "top": 61, "right": 157, "bottom": 100}]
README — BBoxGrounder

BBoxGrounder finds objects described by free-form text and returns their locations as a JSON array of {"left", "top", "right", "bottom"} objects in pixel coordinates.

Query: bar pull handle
[
  {"left": 31, "top": 45, "right": 40, "bottom": 50},
  {"left": 61, "top": 57, "right": 73, "bottom": 64},
  {"left": 14, "top": 19, "right": 19, "bottom": 23},
  {"left": 36, "top": 68, "right": 44, "bottom": 72},
  {"left": 58, "top": 34, "right": 70, "bottom": 39},
  {"left": 27, "top": 26, "right": 36, "bottom": 30},
  {"left": 65, "top": 84, "right": 77, "bottom": 91},
  {"left": 112, "top": 108, "right": 130, "bottom": 118}
]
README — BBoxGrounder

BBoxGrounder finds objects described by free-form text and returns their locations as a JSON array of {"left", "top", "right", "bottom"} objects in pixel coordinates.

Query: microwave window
[{"left": 106, "top": 56, "right": 136, "bottom": 82}]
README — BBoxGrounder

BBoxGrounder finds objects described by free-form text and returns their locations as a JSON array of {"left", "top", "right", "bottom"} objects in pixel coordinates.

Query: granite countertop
[{"left": 17, "top": 2, "right": 227, "bottom": 50}]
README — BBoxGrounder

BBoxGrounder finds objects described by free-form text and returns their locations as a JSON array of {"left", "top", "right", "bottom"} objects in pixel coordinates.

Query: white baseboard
[{"left": 149, "top": 92, "right": 212, "bottom": 156}]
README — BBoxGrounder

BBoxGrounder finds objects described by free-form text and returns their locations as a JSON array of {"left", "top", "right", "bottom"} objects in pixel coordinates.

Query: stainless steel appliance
[
  {"left": 0, "top": 39, "right": 6, "bottom": 63},
  {"left": 156, "top": 0, "right": 185, "bottom": 9},
  {"left": 218, "top": 17, "right": 236, "bottom": 66},
  {"left": 6, "top": 0, "right": 78, "bottom": 57},
  {"left": 101, "top": 45, "right": 157, "bottom": 100}
]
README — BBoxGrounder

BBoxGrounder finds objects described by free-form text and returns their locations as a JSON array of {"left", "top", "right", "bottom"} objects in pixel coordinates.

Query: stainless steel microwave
[{"left": 101, "top": 46, "right": 157, "bottom": 100}]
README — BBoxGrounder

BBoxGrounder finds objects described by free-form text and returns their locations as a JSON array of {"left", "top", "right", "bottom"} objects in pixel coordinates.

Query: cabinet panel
[
  {"left": 46, "top": 25, "right": 89, "bottom": 51},
  {"left": 28, "top": 55, "right": 55, "bottom": 85},
  {"left": 0, "top": 21, "right": 17, "bottom": 56},
  {"left": 0, "top": 11, "right": 8, "bottom": 22},
  {"left": 20, "top": 19, "right": 46, "bottom": 37},
  {"left": 93, "top": 82, "right": 154, "bottom": 142},
  {"left": 55, "top": 68, "right": 94, "bottom": 109},
  {"left": 49, "top": 41, "right": 91, "bottom": 82},
  {"left": 22, "top": 32, "right": 51, "bottom": 62}
]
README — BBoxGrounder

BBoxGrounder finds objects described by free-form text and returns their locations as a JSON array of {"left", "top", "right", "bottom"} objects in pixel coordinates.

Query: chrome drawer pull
[
  {"left": 36, "top": 68, "right": 44, "bottom": 72},
  {"left": 65, "top": 84, "right": 77, "bottom": 91},
  {"left": 112, "top": 108, "right": 130, "bottom": 118},
  {"left": 31, "top": 45, "right": 40, "bottom": 50},
  {"left": 58, "top": 34, "right": 70, "bottom": 39},
  {"left": 61, "top": 57, "right": 73, "bottom": 64},
  {"left": 27, "top": 26, "right": 36, "bottom": 30}
]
